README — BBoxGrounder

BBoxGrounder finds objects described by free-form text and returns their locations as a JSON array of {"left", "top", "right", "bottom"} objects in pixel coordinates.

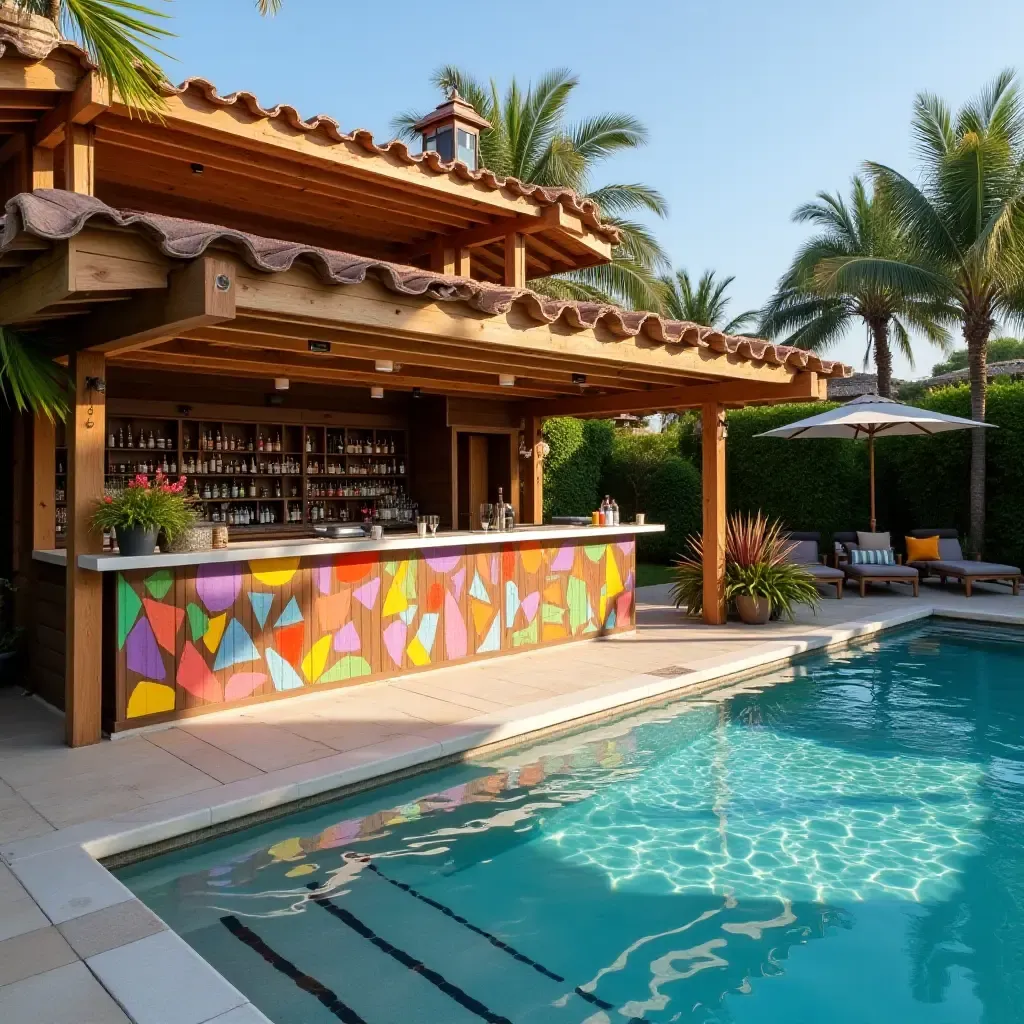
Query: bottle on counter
[{"left": 611, "top": 498, "right": 620, "bottom": 525}]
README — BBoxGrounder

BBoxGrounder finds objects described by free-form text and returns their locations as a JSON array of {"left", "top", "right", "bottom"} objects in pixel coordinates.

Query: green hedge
[
  {"left": 542, "top": 417, "right": 613, "bottom": 519},
  {"left": 599, "top": 432, "right": 701, "bottom": 561},
  {"left": 541, "top": 382, "right": 1024, "bottom": 568}
]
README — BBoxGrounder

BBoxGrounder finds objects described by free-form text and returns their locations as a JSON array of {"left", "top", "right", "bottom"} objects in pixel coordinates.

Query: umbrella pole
[{"left": 868, "top": 433, "right": 876, "bottom": 532}]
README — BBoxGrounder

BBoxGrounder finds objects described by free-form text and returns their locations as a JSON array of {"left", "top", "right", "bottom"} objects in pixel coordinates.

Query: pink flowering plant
[{"left": 91, "top": 472, "right": 199, "bottom": 540}]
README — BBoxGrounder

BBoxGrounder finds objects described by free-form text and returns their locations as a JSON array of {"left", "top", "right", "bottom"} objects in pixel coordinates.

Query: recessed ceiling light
[
  {"left": 499, "top": 373, "right": 516, "bottom": 387},
  {"left": 274, "top": 377, "right": 289, "bottom": 391},
  {"left": 370, "top": 386, "right": 384, "bottom": 399},
  {"left": 374, "top": 359, "right": 394, "bottom": 373}
]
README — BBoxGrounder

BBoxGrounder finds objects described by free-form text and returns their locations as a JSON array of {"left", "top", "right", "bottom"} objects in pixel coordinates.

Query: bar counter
[{"left": 33, "top": 524, "right": 663, "bottom": 732}]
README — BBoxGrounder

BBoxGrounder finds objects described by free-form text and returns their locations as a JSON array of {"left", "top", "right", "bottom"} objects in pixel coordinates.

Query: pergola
[{"left": 0, "top": 15, "right": 850, "bottom": 746}]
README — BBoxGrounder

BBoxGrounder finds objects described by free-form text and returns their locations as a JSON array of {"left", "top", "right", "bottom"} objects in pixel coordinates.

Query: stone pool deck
[{"left": 1, "top": 580, "right": 1021, "bottom": 1023}]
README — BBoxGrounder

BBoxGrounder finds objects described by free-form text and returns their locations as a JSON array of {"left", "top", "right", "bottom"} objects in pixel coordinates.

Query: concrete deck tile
[
  {"left": 58, "top": 898, "right": 166, "bottom": 960},
  {"left": 267, "top": 715, "right": 416, "bottom": 752},
  {"left": 87, "top": 930, "right": 247, "bottom": 1024},
  {"left": 0, "top": 893, "right": 50, "bottom": 942},
  {"left": 144, "top": 729, "right": 263, "bottom": 784},
  {"left": 0, "top": 779, "right": 54, "bottom": 844},
  {"left": 204, "top": 1004, "right": 276, "bottom": 1024},
  {"left": 0, "top": 924, "right": 77, "bottom": 987},
  {"left": 177, "top": 720, "right": 337, "bottom": 772},
  {"left": 9, "top": 845, "right": 135, "bottom": 925},
  {"left": 0, "top": 961, "right": 131, "bottom": 1024}
]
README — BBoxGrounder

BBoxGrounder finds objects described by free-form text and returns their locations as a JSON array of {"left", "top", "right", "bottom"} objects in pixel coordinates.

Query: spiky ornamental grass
[
  {"left": 91, "top": 472, "right": 198, "bottom": 538},
  {"left": 671, "top": 511, "right": 820, "bottom": 621}
]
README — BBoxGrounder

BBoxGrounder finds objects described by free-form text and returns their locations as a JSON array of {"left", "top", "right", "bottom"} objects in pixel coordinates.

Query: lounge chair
[
  {"left": 784, "top": 531, "right": 844, "bottom": 598},
  {"left": 833, "top": 531, "right": 920, "bottom": 598},
  {"left": 906, "top": 529, "right": 1021, "bottom": 597}
]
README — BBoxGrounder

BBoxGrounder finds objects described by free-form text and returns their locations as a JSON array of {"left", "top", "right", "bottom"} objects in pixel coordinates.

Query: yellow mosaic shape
[
  {"left": 382, "top": 561, "right": 410, "bottom": 617},
  {"left": 250, "top": 557, "right": 301, "bottom": 587},
  {"left": 126, "top": 681, "right": 175, "bottom": 719},
  {"left": 203, "top": 613, "right": 226, "bottom": 654},
  {"left": 606, "top": 549, "right": 624, "bottom": 598},
  {"left": 406, "top": 636, "right": 431, "bottom": 666},
  {"left": 301, "top": 634, "right": 332, "bottom": 682}
]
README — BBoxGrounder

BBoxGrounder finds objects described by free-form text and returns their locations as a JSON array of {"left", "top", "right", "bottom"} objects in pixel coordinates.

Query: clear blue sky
[{"left": 168, "top": 0, "right": 1024, "bottom": 379}]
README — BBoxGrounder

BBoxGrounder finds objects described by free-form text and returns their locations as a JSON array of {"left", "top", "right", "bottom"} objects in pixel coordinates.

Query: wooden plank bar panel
[{"left": 110, "top": 533, "right": 636, "bottom": 731}]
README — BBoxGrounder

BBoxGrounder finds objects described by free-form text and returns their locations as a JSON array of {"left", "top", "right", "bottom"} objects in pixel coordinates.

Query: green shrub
[
  {"left": 601, "top": 432, "right": 700, "bottom": 561},
  {"left": 542, "top": 417, "right": 613, "bottom": 518}
]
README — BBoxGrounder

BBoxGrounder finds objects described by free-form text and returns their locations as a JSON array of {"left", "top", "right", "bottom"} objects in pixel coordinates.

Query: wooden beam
[
  {"left": 131, "top": 91, "right": 549, "bottom": 219},
  {"left": 0, "top": 58, "right": 84, "bottom": 93},
  {"left": 80, "top": 255, "right": 236, "bottom": 353},
  {"left": 32, "top": 144, "right": 53, "bottom": 188},
  {"left": 231, "top": 268, "right": 800, "bottom": 384},
  {"left": 522, "top": 414, "right": 544, "bottom": 524},
  {"left": 0, "top": 247, "right": 72, "bottom": 326},
  {"left": 34, "top": 72, "right": 109, "bottom": 149},
  {"left": 408, "top": 206, "right": 563, "bottom": 259},
  {"left": 32, "top": 413, "right": 56, "bottom": 551},
  {"left": 528, "top": 375, "right": 822, "bottom": 418},
  {"left": 504, "top": 232, "right": 527, "bottom": 288},
  {"left": 701, "top": 403, "right": 727, "bottom": 626},
  {"left": 65, "top": 350, "right": 105, "bottom": 746},
  {"left": 0, "top": 130, "right": 25, "bottom": 169},
  {"left": 63, "top": 122, "right": 95, "bottom": 195}
]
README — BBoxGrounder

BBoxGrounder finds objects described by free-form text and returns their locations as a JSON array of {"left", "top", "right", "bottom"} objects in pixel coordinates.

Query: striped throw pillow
[{"left": 850, "top": 548, "right": 895, "bottom": 565}]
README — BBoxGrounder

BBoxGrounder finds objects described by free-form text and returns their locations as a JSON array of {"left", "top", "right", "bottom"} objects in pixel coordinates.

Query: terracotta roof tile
[
  {"left": 0, "top": 27, "right": 619, "bottom": 243},
  {"left": 1, "top": 190, "right": 852, "bottom": 380}
]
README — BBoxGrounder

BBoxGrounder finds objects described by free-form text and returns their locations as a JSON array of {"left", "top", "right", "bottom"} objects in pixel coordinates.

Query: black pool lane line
[
  {"left": 307, "top": 882, "right": 513, "bottom": 1024},
  {"left": 221, "top": 914, "right": 368, "bottom": 1024},
  {"left": 360, "top": 862, "right": 616, "bottom": 1015}
]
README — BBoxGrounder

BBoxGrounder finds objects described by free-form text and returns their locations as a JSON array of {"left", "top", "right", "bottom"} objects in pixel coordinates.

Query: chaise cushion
[
  {"left": 787, "top": 539, "right": 820, "bottom": 564},
  {"left": 905, "top": 535, "right": 941, "bottom": 562},
  {"left": 806, "top": 563, "right": 844, "bottom": 581},
  {"left": 939, "top": 537, "right": 964, "bottom": 560},
  {"left": 857, "top": 531, "right": 891, "bottom": 550},
  {"left": 843, "top": 563, "right": 919, "bottom": 579},
  {"left": 926, "top": 559, "right": 1021, "bottom": 577}
]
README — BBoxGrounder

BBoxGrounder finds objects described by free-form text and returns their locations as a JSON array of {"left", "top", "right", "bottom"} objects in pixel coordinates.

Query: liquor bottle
[
  {"left": 108, "top": 427, "right": 115, "bottom": 448},
  {"left": 275, "top": 432, "right": 282, "bottom": 453},
  {"left": 161, "top": 456, "right": 169, "bottom": 473},
  {"left": 183, "top": 428, "right": 191, "bottom": 449},
  {"left": 611, "top": 498, "right": 620, "bottom": 525},
  {"left": 126, "top": 425, "right": 134, "bottom": 448},
  {"left": 148, "top": 431, "right": 155, "bottom": 450},
  {"left": 390, "top": 439, "right": 395, "bottom": 455}
]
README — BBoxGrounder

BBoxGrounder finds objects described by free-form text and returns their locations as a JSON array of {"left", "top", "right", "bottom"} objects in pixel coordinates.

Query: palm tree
[
  {"left": 847, "top": 71, "right": 1024, "bottom": 554},
  {"left": 392, "top": 67, "right": 669, "bottom": 310},
  {"left": 660, "top": 269, "right": 758, "bottom": 334},
  {"left": 759, "top": 176, "right": 950, "bottom": 398},
  {"left": 12, "top": 1, "right": 281, "bottom": 113}
]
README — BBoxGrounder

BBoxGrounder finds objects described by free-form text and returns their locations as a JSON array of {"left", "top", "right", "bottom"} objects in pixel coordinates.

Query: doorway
[{"left": 456, "top": 431, "right": 514, "bottom": 530}]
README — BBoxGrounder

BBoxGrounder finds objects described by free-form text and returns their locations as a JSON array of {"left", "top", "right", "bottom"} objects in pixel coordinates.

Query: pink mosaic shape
[
  {"left": 444, "top": 590, "right": 467, "bottom": 660},
  {"left": 617, "top": 590, "right": 633, "bottom": 625},
  {"left": 353, "top": 577, "right": 381, "bottom": 611},
  {"left": 225, "top": 673, "right": 267, "bottom": 702},
  {"left": 424, "top": 549, "right": 462, "bottom": 574},
  {"left": 126, "top": 617, "right": 165, "bottom": 681},
  {"left": 177, "top": 641, "right": 221, "bottom": 702},
  {"left": 313, "top": 560, "right": 332, "bottom": 596},
  {"left": 334, "top": 621, "right": 361, "bottom": 653},
  {"left": 195, "top": 564, "right": 241, "bottom": 613},
  {"left": 382, "top": 619, "right": 407, "bottom": 666},
  {"left": 520, "top": 591, "right": 540, "bottom": 625},
  {"left": 550, "top": 545, "right": 575, "bottom": 572},
  {"left": 617, "top": 540, "right": 635, "bottom": 556},
  {"left": 452, "top": 566, "right": 466, "bottom": 600},
  {"left": 490, "top": 554, "right": 499, "bottom": 584}
]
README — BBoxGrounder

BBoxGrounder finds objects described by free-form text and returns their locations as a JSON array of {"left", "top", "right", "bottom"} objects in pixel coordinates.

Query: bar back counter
[{"left": 34, "top": 525, "right": 661, "bottom": 733}]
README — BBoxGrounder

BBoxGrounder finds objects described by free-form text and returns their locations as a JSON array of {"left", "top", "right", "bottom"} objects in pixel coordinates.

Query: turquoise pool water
[{"left": 119, "top": 623, "right": 1024, "bottom": 1023}]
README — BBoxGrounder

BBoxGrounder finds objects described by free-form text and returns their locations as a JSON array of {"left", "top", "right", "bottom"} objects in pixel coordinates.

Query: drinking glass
[
  {"left": 479, "top": 503, "right": 493, "bottom": 532},
  {"left": 429, "top": 515, "right": 439, "bottom": 536}
]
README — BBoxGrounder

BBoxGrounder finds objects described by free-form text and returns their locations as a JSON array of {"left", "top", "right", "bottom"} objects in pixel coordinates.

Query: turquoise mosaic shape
[
  {"left": 212, "top": 619, "right": 260, "bottom": 672},
  {"left": 265, "top": 648, "right": 304, "bottom": 691},
  {"left": 273, "top": 596, "right": 303, "bottom": 629},
  {"left": 248, "top": 592, "right": 274, "bottom": 629}
]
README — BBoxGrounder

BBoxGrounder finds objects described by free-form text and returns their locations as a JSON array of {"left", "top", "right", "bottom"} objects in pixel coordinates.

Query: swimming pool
[{"left": 119, "top": 622, "right": 1024, "bottom": 1023}]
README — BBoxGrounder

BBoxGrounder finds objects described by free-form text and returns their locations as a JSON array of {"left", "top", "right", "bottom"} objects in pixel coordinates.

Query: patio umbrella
[{"left": 755, "top": 394, "right": 995, "bottom": 531}]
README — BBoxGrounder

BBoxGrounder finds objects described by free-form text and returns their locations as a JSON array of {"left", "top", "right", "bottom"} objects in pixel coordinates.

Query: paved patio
[{"left": 1, "top": 580, "right": 1021, "bottom": 1023}]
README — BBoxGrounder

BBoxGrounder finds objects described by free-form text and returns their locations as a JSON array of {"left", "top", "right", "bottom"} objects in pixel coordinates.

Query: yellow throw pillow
[{"left": 906, "top": 535, "right": 941, "bottom": 562}]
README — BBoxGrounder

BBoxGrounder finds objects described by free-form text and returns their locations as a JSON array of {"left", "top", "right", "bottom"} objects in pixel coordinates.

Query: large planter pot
[
  {"left": 735, "top": 594, "right": 771, "bottom": 625},
  {"left": 159, "top": 523, "right": 213, "bottom": 554},
  {"left": 115, "top": 525, "right": 159, "bottom": 557}
]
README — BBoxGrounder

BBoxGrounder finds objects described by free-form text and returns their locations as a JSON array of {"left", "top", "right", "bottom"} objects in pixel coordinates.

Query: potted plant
[
  {"left": 670, "top": 512, "right": 820, "bottom": 623},
  {"left": 92, "top": 472, "right": 198, "bottom": 557}
]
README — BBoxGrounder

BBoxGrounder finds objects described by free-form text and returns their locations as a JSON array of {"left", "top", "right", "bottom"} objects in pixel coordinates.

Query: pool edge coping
[{"left": 2, "top": 602, "right": 1020, "bottom": 1024}]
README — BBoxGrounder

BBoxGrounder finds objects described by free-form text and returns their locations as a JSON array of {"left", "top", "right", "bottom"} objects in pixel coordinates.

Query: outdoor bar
[{"left": 0, "top": 24, "right": 849, "bottom": 745}]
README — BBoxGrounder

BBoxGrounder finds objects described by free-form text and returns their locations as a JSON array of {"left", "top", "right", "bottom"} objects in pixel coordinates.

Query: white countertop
[{"left": 33, "top": 523, "right": 664, "bottom": 573}]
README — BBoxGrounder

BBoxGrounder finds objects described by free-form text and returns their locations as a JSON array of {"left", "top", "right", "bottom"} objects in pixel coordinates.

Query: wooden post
[
  {"left": 32, "top": 413, "right": 56, "bottom": 551},
  {"left": 65, "top": 351, "right": 105, "bottom": 746},
  {"left": 503, "top": 232, "right": 527, "bottom": 288},
  {"left": 63, "top": 124, "right": 95, "bottom": 196},
  {"left": 701, "top": 403, "right": 727, "bottom": 625},
  {"left": 522, "top": 415, "right": 544, "bottom": 524},
  {"left": 429, "top": 244, "right": 471, "bottom": 277},
  {"left": 32, "top": 146, "right": 54, "bottom": 190}
]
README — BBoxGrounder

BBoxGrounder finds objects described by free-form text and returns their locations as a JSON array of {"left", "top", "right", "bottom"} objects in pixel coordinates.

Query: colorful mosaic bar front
[{"left": 114, "top": 537, "right": 637, "bottom": 727}]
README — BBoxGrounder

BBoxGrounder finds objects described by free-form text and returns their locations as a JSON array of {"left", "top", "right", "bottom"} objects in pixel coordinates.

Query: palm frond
[
  {"left": 585, "top": 183, "right": 667, "bottom": 218},
  {"left": 255, "top": 0, "right": 282, "bottom": 12},
  {"left": 912, "top": 92, "right": 955, "bottom": 163},
  {"left": 36, "top": 0, "right": 174, "bottom": 114},
  {"left": 0, "top": 328, "right": 68, "bottom": 421}
]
